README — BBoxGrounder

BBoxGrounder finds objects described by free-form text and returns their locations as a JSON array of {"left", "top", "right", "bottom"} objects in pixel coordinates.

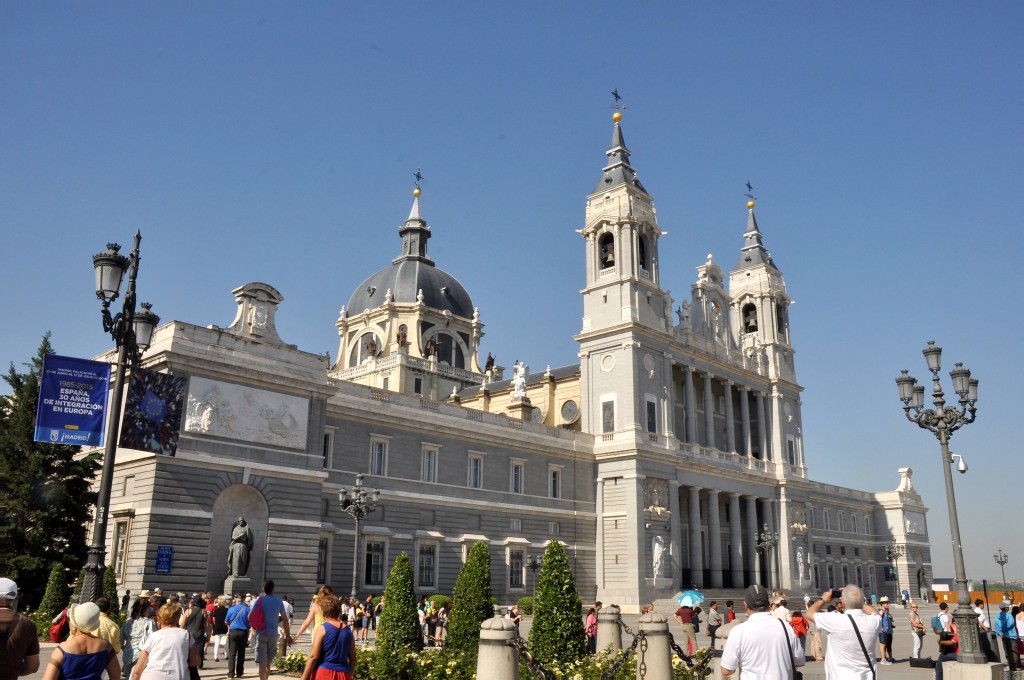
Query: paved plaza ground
[{"left": 23, "top": 602, "right": 1013, "bottom": 679}]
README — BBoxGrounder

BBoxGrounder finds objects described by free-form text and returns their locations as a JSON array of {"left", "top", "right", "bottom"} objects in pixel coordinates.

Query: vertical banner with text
[
  {"left": 34, "top": 354, "right": 111, "bottom": 446},
  {"left": 119, "top": 367, "right": 187, "bottom": 456}
]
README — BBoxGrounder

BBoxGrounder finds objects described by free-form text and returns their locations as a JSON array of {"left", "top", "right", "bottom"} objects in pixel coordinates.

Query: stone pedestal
[
  {"left": 945, "top": 662, "right": 1005, "bottom": 680},
  {"left": 506, "top": 396, "right": 533, "bottom": 421},
  {"left": 596, "top": 605, "right": 622, "bottom": 654},
  {"left": 636, "top": 612, "right": 673, "bottom": 680},
  {"left": 476, "top": 616, "right": 519, "bottom": 680},
  {"left": 223, "top": 576, "right": 253, "bottom": 597}
]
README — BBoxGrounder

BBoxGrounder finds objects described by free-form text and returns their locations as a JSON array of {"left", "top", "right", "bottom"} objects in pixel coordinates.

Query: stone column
[
  {"left": 707, "top": 490, "right": 723, "bottom": 588},
  {"left": 684, "top": 367, "right": 696, "bottom": 444},
  {"left": 729, "top": 493, "right": 744, "bottom": 588},
  {"left": 688, "top": 487, "right": 703, "bottom": 588},
  {"left": 723, "top": 380, "right": 736, "bottom": 452},
  {"left": 596, "top": 478, "right": 605, "bottom": 589},
  {"left": 662, "top": 355, "right": 675, "bottom": 441},
  {"left": 761, "top": 498, "right": 776, "bottom": 589},
  {"left": 476, "top": 616, "right": 519, "bottom": 680},
  {"left": 745, "top": 495, "right": 760, "bottom": 586},
  {"left": 636, "top": 612, "right": 673, "bottom": 680},
  {"left": 703, "top": 373, "right": 715, "bottom": 449},
  {"left": 596, "top": 604, "right": 622, "bottom": 653},
  {"left": 669, "top": 481, "right": 682, "bottom": 589},
  {"left": 756, "top": 392, "right": 769, "bottom": 460},
  {"left": 739, "top": 386, "right": 752, "bottom": 456}
]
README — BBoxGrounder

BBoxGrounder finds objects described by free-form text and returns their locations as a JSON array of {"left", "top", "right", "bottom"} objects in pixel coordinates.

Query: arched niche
[{"left": 207, "top": 484, "right": 269, "bottom": 593}]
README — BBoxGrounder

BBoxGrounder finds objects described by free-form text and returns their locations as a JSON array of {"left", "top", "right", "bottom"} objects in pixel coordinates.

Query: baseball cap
[
  {"left": 1000, "top": 599, "right": 1012, "bottom": 608},
  {"left": 743, "top": 584, "right": 770, "bottom": 609},
  {"left": 0, "top": 578, "right": 17, "bottom": 600}
]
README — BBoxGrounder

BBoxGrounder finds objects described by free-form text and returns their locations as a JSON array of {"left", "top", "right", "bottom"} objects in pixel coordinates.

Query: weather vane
[
  {"left": 610, "top": 89, "right": 629, "bottom": 111},
  {"left": 414, "top": 168, "right": 424, "bottom": 189},
  {"left": 744, "top": 179, "right": 757, "bottom": 202}
]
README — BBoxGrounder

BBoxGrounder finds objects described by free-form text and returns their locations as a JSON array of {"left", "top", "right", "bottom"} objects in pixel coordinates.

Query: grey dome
[{"left": 347, "top": 260, "right": 474, "bottom": 318}]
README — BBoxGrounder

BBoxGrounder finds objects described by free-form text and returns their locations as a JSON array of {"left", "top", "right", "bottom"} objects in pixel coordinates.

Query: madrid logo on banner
[
  {"left": 34, "top": 355, "right": 112, "bottom": 446},
  {"left": 119, "top": 367, "right": 187, "bottom": 456}
]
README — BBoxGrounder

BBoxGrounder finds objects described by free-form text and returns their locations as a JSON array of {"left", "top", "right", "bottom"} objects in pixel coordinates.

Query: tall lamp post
[
  {"left": 895, "top": 340, "right": 981, "bottom": 663},
  {"left": 756, "top": 523, "right": 779, "bottom": 590},
  {"left": 82, "top": 233, "right": 159, "bottom": 603},
  {"left": 885, "top": 542, "right": 905, "bottom": 604},
  {"left": 526, "top": 555, "right": 543, "bottom": 596},
  {"left": 339, "top": 474, "right": 380, "bottom": 599},
  {"left": 994, "top": 549, "right": 1009, "bottom": 597}
]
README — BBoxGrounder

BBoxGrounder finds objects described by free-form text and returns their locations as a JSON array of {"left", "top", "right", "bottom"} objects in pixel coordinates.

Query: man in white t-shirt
[
  {"left": 721, "top": 584, "right": 804, "bottom": 678},
  {"left": 806, "top": 585, "right": 881, "bottom": 679}
]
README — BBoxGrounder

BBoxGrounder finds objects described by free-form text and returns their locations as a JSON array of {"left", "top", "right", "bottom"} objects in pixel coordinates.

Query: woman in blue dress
[
  {"left": 299, "top": 595, "right": 356, "bottom": 680},
  {"left": 42, "top": 602, "right": 121, "bottom": 680}
]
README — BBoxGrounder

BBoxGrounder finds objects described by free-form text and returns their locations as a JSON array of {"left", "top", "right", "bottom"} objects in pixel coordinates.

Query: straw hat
[{"left": 70, "top": 602, "right": 102, "bottom": 635}]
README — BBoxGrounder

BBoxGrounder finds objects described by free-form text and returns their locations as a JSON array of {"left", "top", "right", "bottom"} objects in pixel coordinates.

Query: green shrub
[
  {"left": 23, "top": 610, "right": 48, "bottom": 640},
  {"left": 427, "top": 594, "right": 451, "bottom": 611},
  {"left": 517, "top": 595, "right": 534, "bottom": 615},
  {"left": 274, "top": 648, "right": 308, "bottom": 672},
  {"left": 442, "top": 541, "right": 492, "bottom": 671},
  {"left": 71, "top": 568, "right": 85, "bottom": 599},
  {"left": 38, "top": 563, "right": 70, "bottom": 618},
  {"left": 102, "top": 567, "right": 119, "bottom": 606},
  {"left": 371, "top": 552, "right": 422, "bottom": 679},
  {"left": 527, "top": 541, "right": 586, "bottom": 666}
]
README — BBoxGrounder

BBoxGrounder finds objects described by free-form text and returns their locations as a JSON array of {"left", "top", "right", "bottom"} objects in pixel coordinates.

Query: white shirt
[
  {"left": 975, "top": 606, "right": 990, "bottom": 631},
  {"left": 939, "top": 611, "right": 951, "bottom": 631},
  {"left": 138, "top": 627, "right": 192, "bottom": 680},
  {"left": 772, "top": 605, "right": 792, "bottom": 623},
  {"left": 814, "top": 609, "right": 881, "bottom": 680},
  {"left": 721, "top": 611, "right": 804, "bottom": 679}
]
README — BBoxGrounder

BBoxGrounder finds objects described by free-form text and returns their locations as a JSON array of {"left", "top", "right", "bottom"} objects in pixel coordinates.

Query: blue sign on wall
[
  {"left": 34, "top": 355, "right": 111, "bottom": 446},
  {"left": 155, "top": 546, "right": 173, "bottom": 574}
]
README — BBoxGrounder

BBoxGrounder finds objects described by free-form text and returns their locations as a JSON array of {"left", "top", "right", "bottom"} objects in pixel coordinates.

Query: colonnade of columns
[
  {"left": 679, "top": 486, "right": 779, "bottom": 590},
  {"left": 676, "top": 365, "right": 772, "bottom": 460}
]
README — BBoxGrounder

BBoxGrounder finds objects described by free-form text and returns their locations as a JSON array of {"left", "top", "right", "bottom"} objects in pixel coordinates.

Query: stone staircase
[{"left": 652, "top": 588, "right": 748, "bottom": 615}]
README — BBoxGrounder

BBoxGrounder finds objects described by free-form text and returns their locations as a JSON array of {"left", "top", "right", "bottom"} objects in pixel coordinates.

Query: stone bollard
[
  {"left": 596, "top": 604, "right": 622, "bottom": 653},
  {"left": 636, "top": 611, "right": 673, "bottom": 680},
  {"left": 476, "top": 615, "right": 520, "bottom": 680}
]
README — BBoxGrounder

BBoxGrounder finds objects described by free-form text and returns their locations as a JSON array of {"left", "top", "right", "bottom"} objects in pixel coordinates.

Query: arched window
[
  {"left": 349, "top": 331, "right": 379, "bottom": 367},
  {"left": 426, "top": 332, "right": 466, "bottom": 369},
  {"left": 638, "top": 234, "right": 648, "bottom": 271},
  {"left": 598, "top": 233, "right": 615, "bottom": 269},
  {"left": 776, "top": 303, "right": 788, "bottom": 342},
  {"left": 742, "top": 303, "right": 758, "bottom": 332}
]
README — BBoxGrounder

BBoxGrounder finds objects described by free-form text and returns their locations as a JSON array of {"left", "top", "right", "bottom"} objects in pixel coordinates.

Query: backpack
[
  {"left": 249, "top": 597, "right": 265, "bottom": 632},
  {"left": 931, "top": 614, "right": 943, "bottom": 633},
  {"left": 49, "top": 609, "right": 70, "bottom": 643}
]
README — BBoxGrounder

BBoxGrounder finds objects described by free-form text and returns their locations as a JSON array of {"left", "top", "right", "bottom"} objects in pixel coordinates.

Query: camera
[{"left": 830, "top": 589, "right": 843, "bottom": 599}]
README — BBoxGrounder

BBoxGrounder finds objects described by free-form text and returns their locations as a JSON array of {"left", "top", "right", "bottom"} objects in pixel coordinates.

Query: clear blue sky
[{"left": 3, "top": 3, "right": 1021, "bottom": 583}]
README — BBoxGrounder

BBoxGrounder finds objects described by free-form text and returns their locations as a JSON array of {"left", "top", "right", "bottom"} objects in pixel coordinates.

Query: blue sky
[{"left": 3, "top": 3, "right": 1021, "bottom": 582}]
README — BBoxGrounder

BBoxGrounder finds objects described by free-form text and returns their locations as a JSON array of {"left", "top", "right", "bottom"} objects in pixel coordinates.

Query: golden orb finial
[
  {"left": 413, "top": 187, "right": 421, "bottom": 197},
  {"left": 747, "top": 200, "right": 755, "bottom": 210},
  {"left": 612, "top": 111, "right": 622, "bottom": 123}
]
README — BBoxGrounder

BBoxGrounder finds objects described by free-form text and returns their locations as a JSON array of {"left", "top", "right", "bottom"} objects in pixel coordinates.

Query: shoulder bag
[
  {"left": 847, "top": 614, "right": 876, "bottom": 680},
  {"left": 778, "top": 619, "right": 803, "bottom": 680}
]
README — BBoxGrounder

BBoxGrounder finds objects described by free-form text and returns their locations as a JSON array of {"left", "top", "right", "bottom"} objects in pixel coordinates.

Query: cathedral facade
[{"left": 97, "top": 115, "right": 932, "bottom": 611}]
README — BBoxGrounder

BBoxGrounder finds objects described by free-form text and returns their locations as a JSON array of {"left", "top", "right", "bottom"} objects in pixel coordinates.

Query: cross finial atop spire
[
  {"left": 414, "top": 168, "right": 424, "bottom": 188},
  {"left": 610, "top": 88, "right": 629, "bottom": 112}
]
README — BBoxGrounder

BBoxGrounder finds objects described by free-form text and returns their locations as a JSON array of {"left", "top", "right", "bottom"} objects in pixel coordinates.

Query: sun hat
[
  {"left": 879, "top": 596, "right": 890, "bottom": 603},
  {"left": 0, "top": 578, "right": 17, "bottom": 600},
  {"left": 70, "top": 602, "right": 102, "bottom": 634},
  {"left": 137, "top": 589, "right": 151, "bottom": 598},
  {"left": 1000, "top": 599, "right": 1012, "bottom": 608}
]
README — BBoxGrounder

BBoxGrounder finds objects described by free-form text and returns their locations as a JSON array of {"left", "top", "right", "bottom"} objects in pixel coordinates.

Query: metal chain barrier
[
  {"left": 667, "top": 631, "right": 714, "bottom": 679},
  {"left": 507, "top": 634, "right": 549, "bottom": 680},
  {"left": 601, "top": 628, "right": 643, "bottom": 680}
]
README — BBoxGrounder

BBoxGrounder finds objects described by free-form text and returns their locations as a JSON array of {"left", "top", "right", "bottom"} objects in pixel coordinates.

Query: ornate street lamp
[
  {"left": 756, "top": 522, "right": 779, "bottom": 590},
  {"left": 895, "top": 341, "right": 981, "bottom": 663},
  {"left": 526, "top": 554, "right": 543, "bottom": 596},
  {"left": 885, "top": 542, "right": 905, "bottom": 604},
  {"left": 994, "top": 549, "right": 1009, "bottom": 597},
  {"left": 339, "top": 474, "right": 381, "bottom": 598},
  {"left": 82, "top": 233, "right": 159, "bottom": 603}
]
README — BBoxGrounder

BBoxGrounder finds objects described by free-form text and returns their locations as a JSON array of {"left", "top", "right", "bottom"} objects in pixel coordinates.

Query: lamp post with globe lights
[
  {"left": 994, "top": 549, "right": 1009, "bottom": 597},
  {"left": 895, "top": 341, "right": 981, "bottom": 663},
  {"left": 81, "top": 232, "right": 160, "bottom": 602},
  {"left": 756, "top": 523, "right": 779, "bottom": 590},
  {"left": 339, "top": 474, "right": 380, "bottom": 598},
  {"left": 885, "top": 542, "right": 905, "bottom": 604}
]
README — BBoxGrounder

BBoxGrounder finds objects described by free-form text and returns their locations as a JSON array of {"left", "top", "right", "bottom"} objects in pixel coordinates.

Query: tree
[
  {"left": 372, "top": 552, "right": 422, "bottom": 679},
  {"left": 38, "top": 562, "right": 71, "bottom": 617},
  {"left": 527, "top": 541, "right": 586, "bottom": 666},
  {"left": 442, "top": 541, "right": 493, "bottom": 673},
  {"left": 0, "top": 334, "right": 100, "bottom": 610},
  {"left": 102, "top": 564, "right": 119, "bottom": 606}
]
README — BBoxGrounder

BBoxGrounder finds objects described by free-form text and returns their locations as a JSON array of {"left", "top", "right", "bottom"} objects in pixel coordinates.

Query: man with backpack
[
  {"left": 250, "top": 580, "right": 291, "bottom": 680},
  {"left": 0, "top": 578, "right": 39, "bottom": 680}
]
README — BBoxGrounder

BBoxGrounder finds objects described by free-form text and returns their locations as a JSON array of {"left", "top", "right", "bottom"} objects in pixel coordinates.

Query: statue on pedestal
[{"left": 228, "top": 517, "right": 254, "bottom": 577}]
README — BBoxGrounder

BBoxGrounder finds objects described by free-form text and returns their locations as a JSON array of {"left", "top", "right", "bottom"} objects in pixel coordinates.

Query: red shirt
[{"left": 675, "top": 606, "right": 694, "bottom": 624}]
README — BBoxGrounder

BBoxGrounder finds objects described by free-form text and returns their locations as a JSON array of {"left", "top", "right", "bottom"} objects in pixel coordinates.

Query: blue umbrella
[{"left": 675, "top": 590, "right": 704, "bottom": 607}]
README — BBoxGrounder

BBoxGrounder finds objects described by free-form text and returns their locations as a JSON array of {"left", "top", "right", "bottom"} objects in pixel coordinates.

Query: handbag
[
  {"left": 779, "top": 619, "right": 804, "bottom": 680},
  {"left": 847, "top": 614, "right": 876, "bottom": 680}
]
